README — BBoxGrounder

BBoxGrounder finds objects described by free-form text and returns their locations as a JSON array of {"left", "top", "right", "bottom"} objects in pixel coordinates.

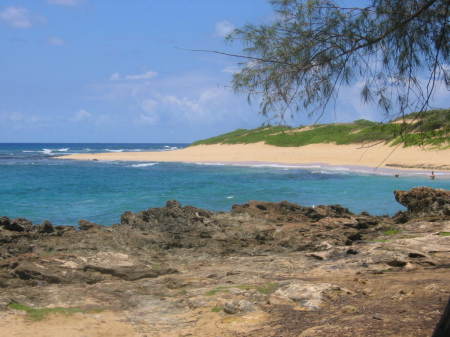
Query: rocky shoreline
[{"left": 1, "top": 187, "right": 449, "bottom": 337}]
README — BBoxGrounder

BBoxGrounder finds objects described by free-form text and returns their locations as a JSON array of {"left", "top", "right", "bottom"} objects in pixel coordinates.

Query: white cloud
[
  {"left": 47, "top": 0, "right": 83, "bottom": 6},
  {"left": 48, "top": 36, "right": 65, "bottom": 46},
  {"left": 91, "top": 70, "right": 264, "bottom": 128},
  {"left": 110, "top": 71, "right": 157, "bottom": 81},
  {"left": 151, "top": 86, "right": 249, "bottom": 124},
  {"left": 215, "top": 20, "right": 235, "bottom": 37},
  {"left": 70, "top": 109, "right": 92, "bottom": 122},
  {"left": 162, "top": 95, "right": 201, "bottom": 113},
  {"left": 0, "top": 7, "right": 33, "bottom": 28}
]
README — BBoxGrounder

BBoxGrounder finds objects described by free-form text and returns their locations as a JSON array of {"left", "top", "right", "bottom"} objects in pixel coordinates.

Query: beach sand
[{"left": 58, "top": 142, "right": 450, "bottom": 172}]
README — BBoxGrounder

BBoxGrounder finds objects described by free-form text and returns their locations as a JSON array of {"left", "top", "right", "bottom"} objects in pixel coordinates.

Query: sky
[{"left": 0, "top": 0, "right": 448, "bottom": 143}]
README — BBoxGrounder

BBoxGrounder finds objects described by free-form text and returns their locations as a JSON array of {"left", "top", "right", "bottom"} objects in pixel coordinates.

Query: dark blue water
[{"left": 0, "top": 143, "right": 449, "bottom": 226}]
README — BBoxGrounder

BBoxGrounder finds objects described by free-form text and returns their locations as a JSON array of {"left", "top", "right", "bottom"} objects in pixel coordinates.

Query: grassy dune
[{"left": 192, "top": 109, "right": 449, "bottom": 148}]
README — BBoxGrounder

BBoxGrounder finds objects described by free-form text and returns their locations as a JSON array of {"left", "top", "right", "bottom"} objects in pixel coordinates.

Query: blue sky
[{"left": 0, "top": 0, "right": 448, "bottom": 143}]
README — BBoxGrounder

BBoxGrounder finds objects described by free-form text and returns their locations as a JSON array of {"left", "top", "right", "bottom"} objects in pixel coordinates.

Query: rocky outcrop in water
[
  {"left": 395, "top": 186, "right": 450, "bottom": 217},
  {"left": 118, "top": 199, "right": 388, "bottom": 254}
]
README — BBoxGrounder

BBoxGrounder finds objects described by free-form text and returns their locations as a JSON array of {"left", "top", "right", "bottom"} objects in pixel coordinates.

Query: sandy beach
[{"left": 58, "top": 142, "right": 450, "bottom": 173}]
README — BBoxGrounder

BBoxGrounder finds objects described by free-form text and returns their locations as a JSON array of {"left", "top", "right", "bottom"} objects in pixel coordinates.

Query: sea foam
[
  {"left": 105, "top": 149, "right": 125, "bottom": 152},
  {"left": 130, "top": 163, "right": 158, "bottom": 168}
]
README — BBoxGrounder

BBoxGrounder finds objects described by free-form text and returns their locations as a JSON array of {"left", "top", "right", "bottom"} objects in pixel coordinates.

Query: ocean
[{"left": 0, "top": 143, "right": 449, "bottom": 226}]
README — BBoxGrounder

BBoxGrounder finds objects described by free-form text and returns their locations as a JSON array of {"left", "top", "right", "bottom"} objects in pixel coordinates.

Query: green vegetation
[
  {"left": 7, "top": 303, "right": 97, "bottom": 321},
  {"left": 211, "top": 306, "right": 224, "bottom": 313},
  {"left": 383, "top": 228, "right": 402, "bottom": 236},
  {"left": 192, "top": 126, "right": 291, "bottom": 146},
  {"left": 439, "top": 232, "right": 450, "bottom": 237},
  {"left": 254, "top": 282, "right": 279, "bottom": 295},
  {"left": 206, "top": 286, "right": 230, "bottom": 296},
  {"left": 370, "top": 239, "right": 390, "bottom": 243},
  {"left": 192, "top": 109, "right": 449, "bottom": 148}
]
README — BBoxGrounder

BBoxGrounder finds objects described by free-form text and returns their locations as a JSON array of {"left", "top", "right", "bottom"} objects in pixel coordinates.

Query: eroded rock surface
[
  {"left": 0, "top": 187, "right": 449, "bottom": 337},
  {"left": 395, "top": 186, "right": 450, "bottom": 217}
]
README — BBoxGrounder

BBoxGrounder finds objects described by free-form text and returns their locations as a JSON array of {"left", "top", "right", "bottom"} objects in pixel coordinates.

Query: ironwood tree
[{"left": 215, "top": 0, "right": 449, "bottom": 122}]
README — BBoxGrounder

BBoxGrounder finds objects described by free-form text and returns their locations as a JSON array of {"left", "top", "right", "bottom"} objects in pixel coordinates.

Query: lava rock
[{"left": 394, "top": 187, "right": 450, "bottom": 217}]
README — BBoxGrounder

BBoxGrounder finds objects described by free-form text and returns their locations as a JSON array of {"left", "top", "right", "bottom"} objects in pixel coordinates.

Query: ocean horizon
[{"left": 1, "top": 142, "right": 449, "bottom": 226}]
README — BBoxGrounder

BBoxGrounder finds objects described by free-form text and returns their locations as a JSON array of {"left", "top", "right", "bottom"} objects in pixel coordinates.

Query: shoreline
[
  {"left": 57, "top": 142, "right": 450, "bottom": 175},
  {"left": 183, "top": 161, "right": 450, "bottom": 177}
]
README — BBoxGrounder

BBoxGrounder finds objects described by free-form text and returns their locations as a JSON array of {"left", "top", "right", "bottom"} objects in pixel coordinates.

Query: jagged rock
[
  {"left": 0, "top": 217, "right": 31, "bottom": 232},
  {"left": 394, "top": 187, "right": 450, "bottom": 217},
  {"left": 0, "top": 217, "right": 10, "bottom": 229},
  {"left": 232, "top": 200, "right": 353, "bottom": 222},
  {"left": 0, "top": 187, "right": 449, "bottom": 336},
  {"left": 37, "top": 221, "right": 54, "bottom": 234},
  {"left": 166, "top": 200, "right": 181, "bottom": 208},
  {"left": 78, "top": 220, "right": 102, "bottom": 231},
  {"left": 393, "top": 211, "right": 410, "bottom": 224},
  {"left": 115, "top": 199, "right": 386, "bottom": 253},
  {"left": 120, "top": 200, "right": 213, "bottom": 233}
]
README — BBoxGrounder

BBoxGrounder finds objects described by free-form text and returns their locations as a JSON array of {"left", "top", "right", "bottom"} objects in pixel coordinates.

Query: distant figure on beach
[
  {"left": 431, "top": 171, "right": 436, "bottom": 180},
  {"left": 394, "top": 174, "right": 399, "bottom": 178}
]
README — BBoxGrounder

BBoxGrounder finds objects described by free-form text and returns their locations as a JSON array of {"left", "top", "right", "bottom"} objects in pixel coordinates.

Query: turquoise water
[{"left": 0, "top": 143, "right": 449, "bottom": 226}]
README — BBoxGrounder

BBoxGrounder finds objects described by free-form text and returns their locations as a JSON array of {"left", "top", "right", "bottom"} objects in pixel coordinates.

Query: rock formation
[{"left": 0, "top": 187, "right": 449, "bottom": 337}]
